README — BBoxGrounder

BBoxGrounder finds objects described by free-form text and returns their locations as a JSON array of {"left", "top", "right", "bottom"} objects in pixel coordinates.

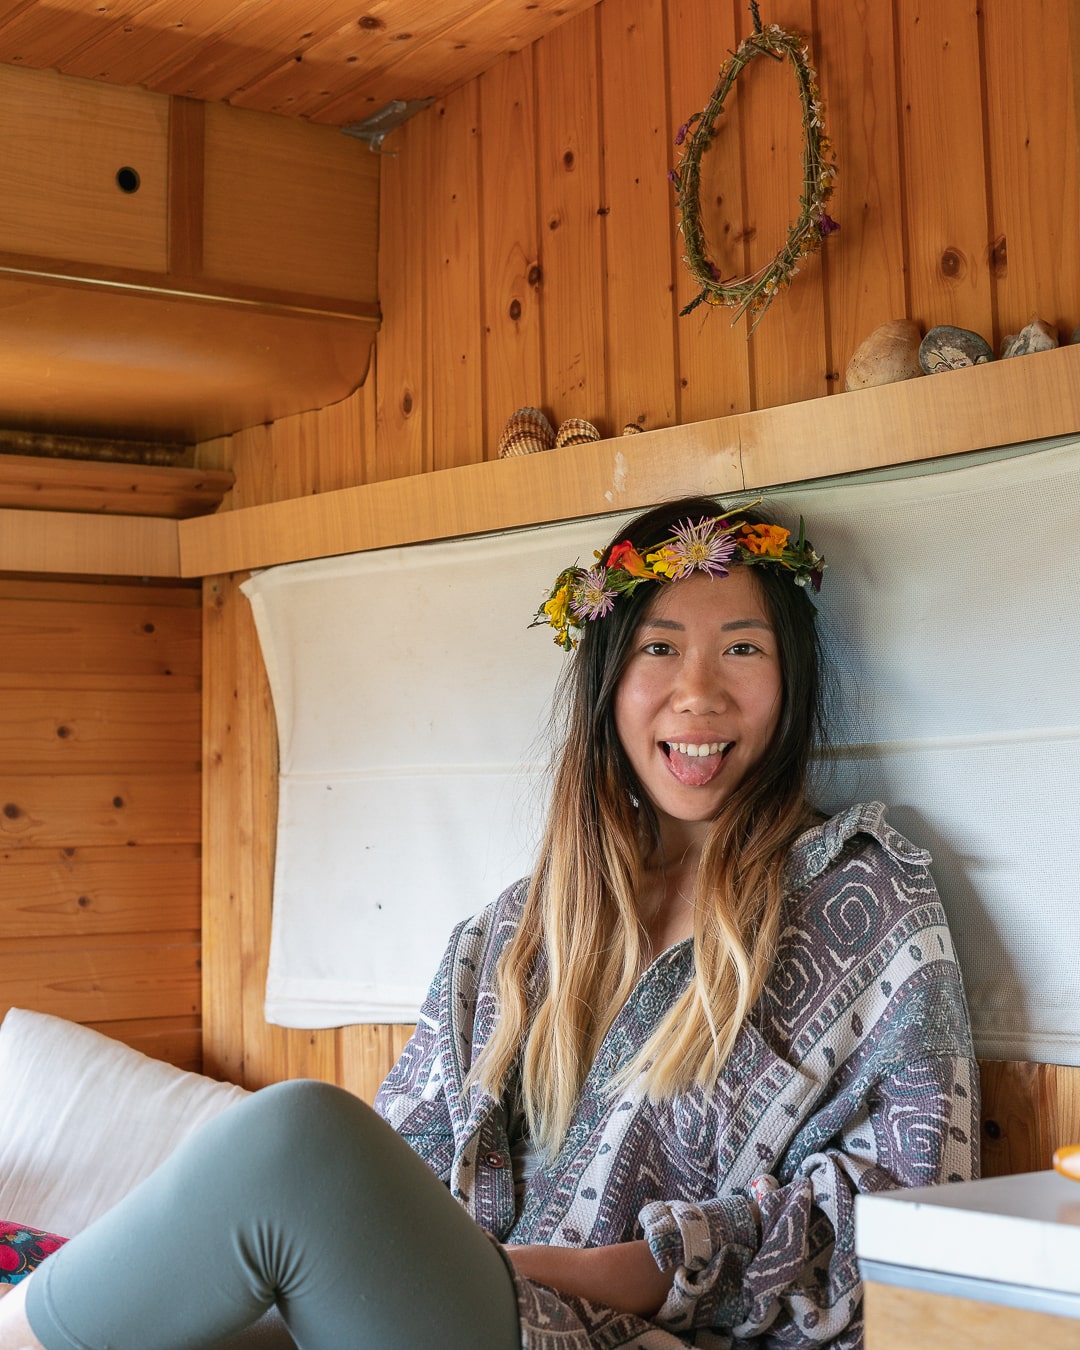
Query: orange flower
[
  {"left": 606, "top": 540, "right": 651, "bottom": 578},
  {"left": 740, "top": 523, "right": 790, "bottom": 557}
]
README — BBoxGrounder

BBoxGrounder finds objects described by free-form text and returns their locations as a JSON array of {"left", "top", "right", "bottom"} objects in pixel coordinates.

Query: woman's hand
[{"left": 503, "top": 1239, "right": 674, "bottom": 1318}]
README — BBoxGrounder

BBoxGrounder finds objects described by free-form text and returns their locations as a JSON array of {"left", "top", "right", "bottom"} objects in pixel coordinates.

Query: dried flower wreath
[{"left": 670, "top": 4, "right": 838, "bottom": 333}]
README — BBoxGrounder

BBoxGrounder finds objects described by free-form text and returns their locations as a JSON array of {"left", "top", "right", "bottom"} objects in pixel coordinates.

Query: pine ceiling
[{"left": 0, "top": 0, "right": 600, "bottom": 124}]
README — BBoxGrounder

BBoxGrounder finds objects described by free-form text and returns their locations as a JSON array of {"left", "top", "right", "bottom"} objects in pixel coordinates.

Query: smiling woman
[{"left": 0, "top": 496, "right": 977, "bottom": 1350}]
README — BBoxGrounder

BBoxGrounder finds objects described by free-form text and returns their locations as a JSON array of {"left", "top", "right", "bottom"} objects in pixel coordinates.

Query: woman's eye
[
  {"left": 641, "top": 640, "right": 675, "bottom": 656},
  {"left": 726, "top": 641, "right": 760, "bottom": 656}
]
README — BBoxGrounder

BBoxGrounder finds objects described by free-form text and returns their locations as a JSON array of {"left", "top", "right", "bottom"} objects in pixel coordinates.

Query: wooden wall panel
[
  {"left": 479, "top": 47, "right": 544, "bottom": 457},
  {"left": 665, "top": 0, "right": 752, "bottom": 423},
  {"left": 896, "top": 0, "right": 995, "bottom": 338},
  {"left": 374, "top": 117, "right": 430, "bottom": 482},
  {"left": 535, "top": 8, "right": 608, "bottom": 427},
  {"left": 0, "top": 578, "right": 202, "bottom": 1070},
  {"left": 197, "top": 0, "right": 1080, "bottom": 1101},
  {"left": 599, "top": 0, "right": 678, "bottom": 432},
  {"left": 814, "top": 0, "right": 908, "bottom": 379},
  {"left": 427, "top": 83, "right": 484, "bottom": 470},
  {"left": 737, "top": 0, "right": 830, "bottom": 407},
  {"left": 983, "top": 0, "right": 1080, "bottom": 343}
]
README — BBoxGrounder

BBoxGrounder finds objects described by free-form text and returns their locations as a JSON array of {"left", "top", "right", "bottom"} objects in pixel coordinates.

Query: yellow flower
[
  {"left": 544, "top": 583, "right": 571, "bottom": 630},
  {"left": 740, "top": 523, "right": 790, "bottom": 557},
  {"left": 644, "top": 546, "right": 680, "bottom": 577}
]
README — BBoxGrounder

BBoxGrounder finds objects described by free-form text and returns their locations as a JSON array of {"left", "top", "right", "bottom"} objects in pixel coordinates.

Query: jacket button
[{"left": 484, "top": 1151, "right": 506, "bottom": 1169}]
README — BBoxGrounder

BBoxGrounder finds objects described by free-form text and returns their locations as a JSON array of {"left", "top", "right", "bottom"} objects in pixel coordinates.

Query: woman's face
[{"left": 613, "top": 568, "right": 783, "bottom": 850}]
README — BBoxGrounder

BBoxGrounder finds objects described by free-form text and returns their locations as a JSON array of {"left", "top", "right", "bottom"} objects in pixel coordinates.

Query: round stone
[
  {"left": 1000, "top": 318, "right": 1058, "bottom": 358},
  {"left": 918, "top": 325, "right": 994, "bottom": 374},
  {"left": 844, "top": 319, "right": 923, "bottom": 391}
]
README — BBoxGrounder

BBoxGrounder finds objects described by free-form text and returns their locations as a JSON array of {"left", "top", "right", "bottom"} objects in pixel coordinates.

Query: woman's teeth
[{"left": 666, "top": 741, "right": 729, "bottom": 757}]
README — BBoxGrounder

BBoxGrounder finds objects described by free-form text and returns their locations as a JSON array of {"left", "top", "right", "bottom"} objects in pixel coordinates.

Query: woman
[{"left": 0, "top": 496, "right": 977, "bottom": 1350}]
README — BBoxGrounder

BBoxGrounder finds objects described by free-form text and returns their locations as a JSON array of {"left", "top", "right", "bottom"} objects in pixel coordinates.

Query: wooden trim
[
  {"left": 0, "top": 255, "right": 380, "bottom": 323},
  {"left": 0, "top": 508, "right": 181, "bottom": 576},
  {"left": 863, "top": 1279, "right": 1080, "bottom": 1349},
  {"left": 179, "top": 345, "right": 1080, "bottom": 578},
  {"left": 0, "top": 454, "right": 234, "bottom": 518},
  {"left": 167, "top": 96, "right": 205, "bottom": 278}
]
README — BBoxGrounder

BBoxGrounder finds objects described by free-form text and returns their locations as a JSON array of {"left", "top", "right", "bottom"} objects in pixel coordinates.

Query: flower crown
[{"left": 532, "top": 506, "right": 825, "bottom": 651}]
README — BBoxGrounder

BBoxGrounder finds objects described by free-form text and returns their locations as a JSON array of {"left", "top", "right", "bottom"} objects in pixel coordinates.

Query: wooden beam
[
  {"left": 0, "top": 508, "right": 180, "bottom": 576},
  {"left": 179, "top": 345, "right": 1080, "bottom": 578},
  {"left": 0, "top": 454, "right": 234, "bottom": 518}
]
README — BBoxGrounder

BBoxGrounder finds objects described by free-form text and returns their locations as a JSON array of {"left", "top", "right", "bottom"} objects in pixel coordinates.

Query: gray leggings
[{"left": 25, "top": 1080, "right": 521, "bottom": 1350}]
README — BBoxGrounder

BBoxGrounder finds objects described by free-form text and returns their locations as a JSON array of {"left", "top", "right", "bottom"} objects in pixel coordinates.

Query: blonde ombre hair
[{"left": 473, "top": 498, "right": 827, "bottom": 1156}]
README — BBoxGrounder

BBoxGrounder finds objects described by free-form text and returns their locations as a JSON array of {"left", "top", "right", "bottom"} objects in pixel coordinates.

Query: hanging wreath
[{"left": 670, "top": 6, "right": 838, "bottom": 333}]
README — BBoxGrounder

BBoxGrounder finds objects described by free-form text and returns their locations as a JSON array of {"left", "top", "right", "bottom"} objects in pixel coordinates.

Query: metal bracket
[{"left": 340, "top": 99, "right": 435, "bottom": 154}]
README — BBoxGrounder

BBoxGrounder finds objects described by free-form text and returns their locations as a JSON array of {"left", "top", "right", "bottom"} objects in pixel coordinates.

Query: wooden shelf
[
  {"left": 178, "top": 343, "right": 1080, "bottom": 578},
  {"left": 6, "top": 345, "right": 1077, "bottom": 581},
  {"left": 0, "top": 453, "right": 234, "bottom": 518}
]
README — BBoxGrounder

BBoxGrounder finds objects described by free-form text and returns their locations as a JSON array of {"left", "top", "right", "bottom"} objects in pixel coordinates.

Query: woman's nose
[{"left": 671, "top": 656, "right": 728, "bottom": 714}]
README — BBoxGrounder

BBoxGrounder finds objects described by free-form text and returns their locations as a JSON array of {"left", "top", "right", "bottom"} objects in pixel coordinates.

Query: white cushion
[{"left": 0, "top": 1007, "right": 249, "bottom": 1235}]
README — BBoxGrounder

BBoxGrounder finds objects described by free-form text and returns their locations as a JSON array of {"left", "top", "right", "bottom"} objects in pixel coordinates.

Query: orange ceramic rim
[{"left": 1052, "top": 1144, "right": 1080, "bottom": 1180}]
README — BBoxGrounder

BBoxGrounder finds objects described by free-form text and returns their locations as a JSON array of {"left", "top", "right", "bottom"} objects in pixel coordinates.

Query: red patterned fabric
[{"left": 0, "top": 1221, "right": 68, "bottom": 1284}]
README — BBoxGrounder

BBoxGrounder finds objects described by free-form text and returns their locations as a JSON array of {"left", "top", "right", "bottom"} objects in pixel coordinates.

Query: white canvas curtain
[{"left": 243, "top": 438, "right": 1080, "bottom": 1066}]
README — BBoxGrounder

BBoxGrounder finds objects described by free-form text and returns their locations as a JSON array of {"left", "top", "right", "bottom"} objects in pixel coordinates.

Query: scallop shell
[
  {"left": 622, "top": 422, "right": 644, "bottom": 436},
  {"left": 554, "top": 417, "right": 601, "bottom": 449},
  {"left": 497, "top": 406, "right": 556, "bottom": 459}
]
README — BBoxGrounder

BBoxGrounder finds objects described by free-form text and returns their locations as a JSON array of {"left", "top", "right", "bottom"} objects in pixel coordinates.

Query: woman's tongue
[{"left": 663, "top": 742, "right": 727, "bottom": 787}]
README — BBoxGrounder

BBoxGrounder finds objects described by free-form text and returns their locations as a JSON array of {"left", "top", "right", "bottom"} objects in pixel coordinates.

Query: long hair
[{"left": 472, "top": 496, "right": 827, "bottom": 1155}]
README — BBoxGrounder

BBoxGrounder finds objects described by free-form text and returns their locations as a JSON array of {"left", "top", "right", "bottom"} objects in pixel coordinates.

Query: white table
[{"left": 856, "top": 1170, "right": 1080, "bottom": 1348}]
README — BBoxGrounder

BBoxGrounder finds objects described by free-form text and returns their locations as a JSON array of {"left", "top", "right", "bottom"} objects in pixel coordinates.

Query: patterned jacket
[{"left": 374, "top": 803, "right": 979, "bottom": 1349}]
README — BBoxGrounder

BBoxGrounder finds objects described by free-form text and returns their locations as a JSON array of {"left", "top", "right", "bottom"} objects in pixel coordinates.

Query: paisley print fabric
[
  {"left": 375, "top": 802, "right": 979, "bottom": 1349},
  {"left": 0, "top": 1222, "right": 67, "bottom": 1285}
]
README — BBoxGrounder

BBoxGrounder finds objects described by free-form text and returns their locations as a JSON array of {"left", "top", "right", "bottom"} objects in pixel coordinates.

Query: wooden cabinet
[
  {"left": 0, "top": 67, "right": 169, "bottom": 272},
  {"left": 0, "top": 65, "right": 379, "bottom": 444}
]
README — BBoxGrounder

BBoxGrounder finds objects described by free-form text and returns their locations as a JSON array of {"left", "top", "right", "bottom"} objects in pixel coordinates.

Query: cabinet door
[
  {"left": 0, "top": 66, "right": 168, "bottom": 272},
  {"left": 201, "top": 101, "right": 379, "bottom": 303}
]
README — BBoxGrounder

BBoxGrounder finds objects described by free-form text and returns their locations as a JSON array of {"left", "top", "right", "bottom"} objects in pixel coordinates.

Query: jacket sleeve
[
  {"left": 372, "top": 930, "right": 458, "bottom": 1183},
  {"left": 639, "top": 1049, "right": 979, "bottom": 1344}
]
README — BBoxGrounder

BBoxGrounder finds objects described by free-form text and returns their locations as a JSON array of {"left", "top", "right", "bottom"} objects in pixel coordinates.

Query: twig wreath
[{"left": 671, "top": 2, "right": 838, "bottom": 333}]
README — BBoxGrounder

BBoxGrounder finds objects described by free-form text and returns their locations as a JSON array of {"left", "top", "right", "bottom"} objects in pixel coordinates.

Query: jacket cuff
[{"left": 638, "top": 1196, "right": 758, "bottom": 1332}]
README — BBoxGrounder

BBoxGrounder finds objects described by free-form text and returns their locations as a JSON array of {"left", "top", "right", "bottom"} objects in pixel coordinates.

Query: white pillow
[{"left": 0, "top": 1008, "right": 249, "bottom": 1235}]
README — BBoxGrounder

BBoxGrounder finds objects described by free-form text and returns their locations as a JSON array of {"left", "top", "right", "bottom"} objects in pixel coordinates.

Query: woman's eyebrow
[{"left": 721, "top": 618, "right": 772, "bottom": 632}]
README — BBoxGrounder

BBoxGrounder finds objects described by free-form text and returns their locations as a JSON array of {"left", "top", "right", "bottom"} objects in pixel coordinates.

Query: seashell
[
  {"left": 555, "top": 417, "right": 601, "bottom": 449},
  {"left": 844, "top": 320, "right": 923, "bottom": 391},
  {"left": 918, "top": 325, "right": 994, "bottom": 374},
  {"left": 497, "top": 406, "right": 556, "bottom": 459},
  {"left": 622, "top": 422, "right": 644, "bottom": 435},
  {"left": 1000, "top": 318, "right": 1058, "bottom": 359}
]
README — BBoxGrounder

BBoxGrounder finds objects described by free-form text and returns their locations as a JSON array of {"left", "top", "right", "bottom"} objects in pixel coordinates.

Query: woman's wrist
[{"left": 504, "top": 1239, "right": 674, "bottom": 1317}]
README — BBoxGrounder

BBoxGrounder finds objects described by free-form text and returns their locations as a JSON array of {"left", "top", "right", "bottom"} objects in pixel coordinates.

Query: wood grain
[
  {"left": 200, "top": 100, "right": 380, "bottom": 302},
  {"left": 535, "top": 8, "right": 608, "bottom": 425},
  {"left": 180, "top": 345, "right": 1079, "bottom": 577},
  {"left": 0, "top": 453, "right": 233, "bottom": 518},
  {"left": 814, "top": 0, "right": 908, "bottom": 380},
  {"left": 479, "top": 46, "right": 543, "bottom": 459},
  {"left": 0, "top": 688, "right": 199, "bottom": 769},
  {"left": 599, "top": 0, "right": 678, "bottom": 434},
  {"left": 0, "top": 65, "right": 169, "bottom": 271},
  {"left": 895, "top": 0, "right": 994, "bottom": 338},
  {"left": 982, "top": 0, "right": 1080, "bottom": 343},
  {"left": 665, "top": 0, "right": 752, "bottom": 425},
  {"left": 374, "top": 113, "right": 430, "bottom": 482},
  {"left": 864, "top": 1279, "right": 1080, "bottom": 1349},
  {"left": 737, "top": 0, "right": 829, "bottom": 409},
  {"left": 0, "top": 508, "right": 180, "bottom": 577},
  {"left": 426, "top": 82, "right": 484, "bottom": 470},
  {"left": 979, "top": 1059, "right": 1080, "bottom": 1178},
  {"left": 0, "top": 593, "right": 200, "bottom": 675}
]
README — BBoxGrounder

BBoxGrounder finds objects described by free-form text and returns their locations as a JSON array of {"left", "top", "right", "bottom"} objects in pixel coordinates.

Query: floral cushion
[{"left": 0, "top": 1220, "right": 67, "bottom": 1285}]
